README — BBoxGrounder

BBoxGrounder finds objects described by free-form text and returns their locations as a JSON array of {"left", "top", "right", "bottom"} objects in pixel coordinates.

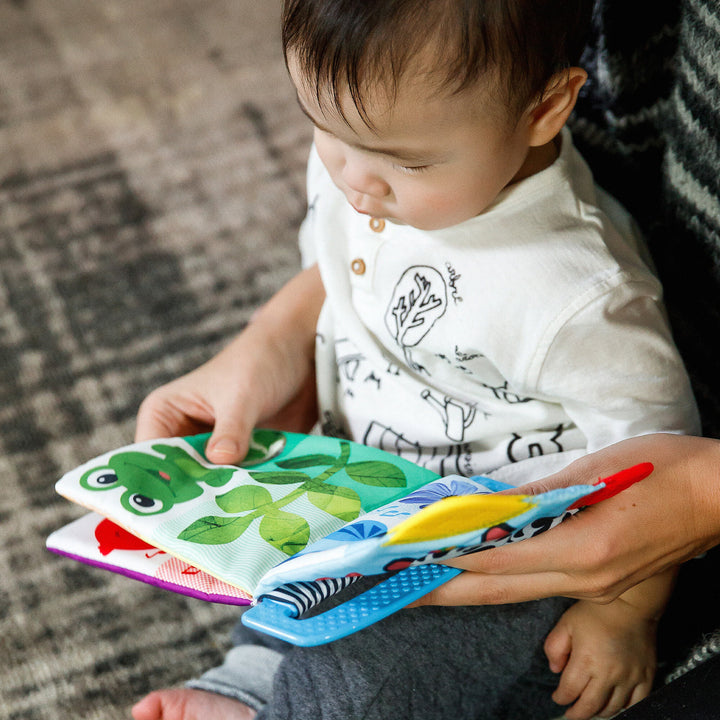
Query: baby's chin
[
  {"left": 346, "top": 199, "right": 483, "bottom": 231},
  {"left": 392, "top": 205, "right": 491, "bottom": 231},
  {"left": 347, "top": 202, "right": 403, "bottom": 226}
]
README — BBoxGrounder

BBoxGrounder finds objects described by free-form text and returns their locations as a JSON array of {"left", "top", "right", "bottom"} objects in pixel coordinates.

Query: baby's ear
[{"left": 526, "top": 68, "right": 587, "bottom": 146}]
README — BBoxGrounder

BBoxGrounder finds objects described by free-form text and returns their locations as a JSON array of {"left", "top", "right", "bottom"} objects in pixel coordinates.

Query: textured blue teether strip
[{"left": 241, "top": 563, "right": 462, "bottom": 646}]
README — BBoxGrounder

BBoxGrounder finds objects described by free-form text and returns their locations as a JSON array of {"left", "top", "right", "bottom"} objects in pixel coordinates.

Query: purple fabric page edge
[{"left": 47, "top": 546, "right": 252, "bottom": 606}]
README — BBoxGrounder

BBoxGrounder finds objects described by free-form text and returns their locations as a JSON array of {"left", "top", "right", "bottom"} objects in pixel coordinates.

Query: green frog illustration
[{"left": 80, "top": 443, "right": 235, "bottom": 516}]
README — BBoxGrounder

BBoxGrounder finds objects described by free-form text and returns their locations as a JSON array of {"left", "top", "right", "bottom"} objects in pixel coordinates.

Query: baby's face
[{"left": 289, "top": 58, "right": 540, "bottom": 230}]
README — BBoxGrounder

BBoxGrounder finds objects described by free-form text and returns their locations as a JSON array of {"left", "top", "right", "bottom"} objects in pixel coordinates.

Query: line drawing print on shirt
[
  {"left": 420, "top": 389, "right": 477, "bottom": 442},
  {"left": 481, "top": 381, "right": 533, "bottom": 405},
  {"left": 506, "top": 424, "right": 566, "bottom": 462},
  {"left": 384, "top": 265, "right": 447, "bottom": 373},
  {"left": 445, "top": 262, "right": 463, "bottom": 304},
  {"left": 335, "top": 338, "right": 366, "bottom": 385},
  {"left": 362, "top": 420, "right": 472, "bottom": 476}
]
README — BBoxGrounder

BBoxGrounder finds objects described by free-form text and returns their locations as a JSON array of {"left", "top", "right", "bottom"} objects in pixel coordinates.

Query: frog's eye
[
  {"left": 82, "top": 468, "right": 119, "bottom": 489},
  {"left": 128, "top": 493, "right": 165, "bottom": 515}
]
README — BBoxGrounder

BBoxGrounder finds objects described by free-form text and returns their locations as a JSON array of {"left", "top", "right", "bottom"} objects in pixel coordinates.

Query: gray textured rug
[{"left": 0, "top": 2, "right": 311, "bottom": 717}]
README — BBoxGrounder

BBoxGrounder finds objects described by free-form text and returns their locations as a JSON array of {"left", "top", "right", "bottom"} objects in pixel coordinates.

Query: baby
[{"left": 132, "top": 1, "right": 700, "bottom": 719}]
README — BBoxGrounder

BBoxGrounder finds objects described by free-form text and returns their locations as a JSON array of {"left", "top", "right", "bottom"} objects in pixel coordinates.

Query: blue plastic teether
[{"left": 241, "top": 563, "right": 462, "bottom": 646}]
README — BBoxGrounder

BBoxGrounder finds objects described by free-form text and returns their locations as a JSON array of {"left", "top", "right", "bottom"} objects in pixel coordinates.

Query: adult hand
[
  {"left": 135, "top": 265, "right": 324, "bottom": 464},
  {"left": 413, "top": 433, "right": 720, "bottom": 606}
]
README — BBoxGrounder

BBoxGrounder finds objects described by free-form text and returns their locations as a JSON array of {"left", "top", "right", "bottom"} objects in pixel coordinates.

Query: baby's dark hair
[{"left": 282, "top": 0, "right": 593, "bottom": 123}]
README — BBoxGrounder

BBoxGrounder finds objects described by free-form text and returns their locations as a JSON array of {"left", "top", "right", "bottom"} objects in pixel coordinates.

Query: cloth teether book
[{"left": 47, "top": 430, "right": 651, "bottom": 645}]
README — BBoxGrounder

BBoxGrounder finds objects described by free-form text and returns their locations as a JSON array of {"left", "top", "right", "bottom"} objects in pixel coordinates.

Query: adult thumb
[
  {"left": 509, "top": 468, "right": 578, "bottom": 497},
  {"left": 205, "top": 415, "right": 254, "bottom": 465}
]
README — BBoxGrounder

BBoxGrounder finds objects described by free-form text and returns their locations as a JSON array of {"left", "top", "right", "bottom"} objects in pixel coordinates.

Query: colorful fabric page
[
  {"left": 253, "top": 474, "right": 599, "bottom": 598},
  {"left": 53, "top": 430, "right": 438, "bottom": 598},
  {"left": 47, "top": 512, "right": 252, "bottom": 604}
]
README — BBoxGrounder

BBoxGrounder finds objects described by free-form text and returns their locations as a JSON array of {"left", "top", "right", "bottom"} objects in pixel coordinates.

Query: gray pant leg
[
  {"left": 494, "top": 629, "right": 572, "bottom": 720},
  {"left": 186, "top": 608, "right": 292, "bottom": 712},
  {"left": 258, "top": 597, "right": 574, "bottom": 720}
]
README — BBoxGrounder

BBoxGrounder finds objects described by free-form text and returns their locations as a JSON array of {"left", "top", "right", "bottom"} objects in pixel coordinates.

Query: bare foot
[{"left": 132, "top": 688, "right": 257, "bottom": 720}]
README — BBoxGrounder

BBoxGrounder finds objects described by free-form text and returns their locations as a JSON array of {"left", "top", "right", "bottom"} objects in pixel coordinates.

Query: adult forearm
[{"left": 413, "top": 434, "right": 720, "bottom": 607}]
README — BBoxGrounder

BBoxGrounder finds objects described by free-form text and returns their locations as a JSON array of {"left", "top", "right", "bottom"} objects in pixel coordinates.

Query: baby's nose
[{"left": 342, "top": 161, "right": 391, "bottom": 198}]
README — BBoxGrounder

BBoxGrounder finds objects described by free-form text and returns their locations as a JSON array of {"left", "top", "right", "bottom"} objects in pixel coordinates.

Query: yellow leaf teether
[{"left": 384, "top": 494, "right": 535, "bottom": 545}]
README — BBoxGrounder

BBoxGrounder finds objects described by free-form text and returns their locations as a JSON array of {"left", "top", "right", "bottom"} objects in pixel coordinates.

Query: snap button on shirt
[
  {"left": 369, "top": 217, "right": 385, "bottom": 233},
  {"left": 351, "top": 258, "right": 366, "bottom": 275}
]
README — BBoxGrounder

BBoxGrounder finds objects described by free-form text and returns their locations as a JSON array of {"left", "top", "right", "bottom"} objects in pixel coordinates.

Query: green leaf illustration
[
  {"left": 275, "top": 454, "right": 337, "bottom": 469},
  {"left": 248, "top": 470, "right": 311, "bottom": 485},
  {"left": 345, "top": 460, "right": 407, "bottom": 487},
  {"left": 252, "top": 428, "right": 286, "bottom": 448},
  {"left": 216, "top": 485, "right": 272, "bottom": 513},
  {"left": 241, "top": 429, "right": 286, "bottom": 466},
  {"left": 242, "top": 447, "right": 266, "bottom": 464},
  {"left": 151, "top": 444, "right": 235, "bottom": 486},
  {"left": 259, "top": 510, "right": 310, "bottom": 555},
  {"left": 178, "top": 514, "right": 254, "bottom": 545},
  {"left": 307, "top": 485, "right": 362, "bottom": 521}
]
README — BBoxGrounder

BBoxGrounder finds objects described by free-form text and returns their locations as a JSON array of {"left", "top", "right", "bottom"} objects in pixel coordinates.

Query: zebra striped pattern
[
  {"left": 665, "top": 630, "right": 720, "bottom": 684},
  {"left": 258, "top": 576, "right": 362, "bottom": 616},
  {"left": 659, "top": 0, "right": 720, "bottom": 440}
]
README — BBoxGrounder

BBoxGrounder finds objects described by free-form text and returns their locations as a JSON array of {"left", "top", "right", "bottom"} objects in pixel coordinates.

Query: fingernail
[{"left": 209, "top": 438, "right": 239, "bottom": 458}]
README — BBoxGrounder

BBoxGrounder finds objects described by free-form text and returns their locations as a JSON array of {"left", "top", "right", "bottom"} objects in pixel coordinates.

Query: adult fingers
[
  {"left": 135, "top": 386, "right": 214, "bottom": 442},
  {"left": 410, "top": 567, "right": 574, "bottom": 607},
  {"left": 204, "top": 405, "right": 257, "bottom": 465},
  {"left": 505, "top": 443, "right": 656, "bottom": 498},
  {"left": 411, "top": 523, "right": 646, "bottom": 607},
  {"left": 446, "top": 509, "right": 613, "bottom": 582}
]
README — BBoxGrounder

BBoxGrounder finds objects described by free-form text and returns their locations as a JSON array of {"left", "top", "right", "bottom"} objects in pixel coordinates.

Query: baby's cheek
[
  {"left": 314, "top": 134, "right": 342, "bottom": 177},
  {"left": 411, "top": 191, "right": 478, "bottom": 229}
]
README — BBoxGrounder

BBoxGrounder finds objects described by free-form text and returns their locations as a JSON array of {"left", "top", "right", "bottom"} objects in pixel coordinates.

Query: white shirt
[{"left": 299, "top": 129, "right": 700, "bottom": 483}]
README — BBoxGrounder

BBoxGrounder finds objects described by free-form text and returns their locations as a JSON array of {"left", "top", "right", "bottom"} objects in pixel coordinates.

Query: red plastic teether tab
[{"left": 567, "top": 462, "right": 654, "bottom": 510}]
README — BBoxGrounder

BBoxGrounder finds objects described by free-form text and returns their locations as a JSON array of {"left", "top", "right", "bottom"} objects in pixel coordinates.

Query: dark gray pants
[{"left": 191, "top": 596, "right": 573, "bottom": 720}]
